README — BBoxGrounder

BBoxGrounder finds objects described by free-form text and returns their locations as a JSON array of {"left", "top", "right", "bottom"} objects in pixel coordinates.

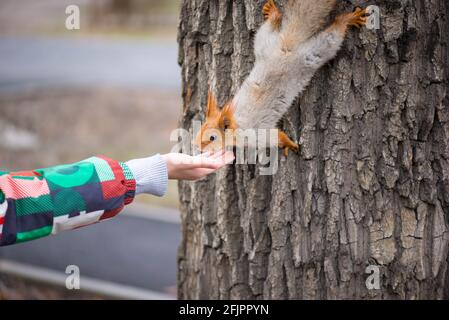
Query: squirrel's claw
[
  {"left": 348, "top": 7, "right": 369, "bottom": 28},
  {"left": 279, "top": 130, "right": 299, "bottom": 157},
  {"left": 283, "top": 142, "right": 299, "bottom": 157},
  {"left": 329, "top": 7, "right": 370, "bottom": 35},
  {"left": 263, "top": 0, "right": 282, "bottom": 30}
]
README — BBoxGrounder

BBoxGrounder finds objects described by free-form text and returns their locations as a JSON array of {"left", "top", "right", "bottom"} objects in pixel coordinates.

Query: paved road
[
  {"left": 0, "top": 205, "right": 181, "bottom": 295},
  {"left": 0, "top": 36, "right": 181, "bottom": 92}
]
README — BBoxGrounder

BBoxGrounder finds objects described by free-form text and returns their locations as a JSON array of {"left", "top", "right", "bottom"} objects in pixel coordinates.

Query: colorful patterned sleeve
[{"left": 0, "top": 156, "right": 136, "bottom": 246}]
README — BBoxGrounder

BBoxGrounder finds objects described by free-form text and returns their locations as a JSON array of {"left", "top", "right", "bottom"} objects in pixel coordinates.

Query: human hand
[{"left": 161, "top": 150, "right": 235, "bottom": 181}]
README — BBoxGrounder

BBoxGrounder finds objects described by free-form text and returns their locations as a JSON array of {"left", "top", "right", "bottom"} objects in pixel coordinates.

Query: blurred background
[{"left": 0, "top": 0, "right": 182, "bottom": 299}]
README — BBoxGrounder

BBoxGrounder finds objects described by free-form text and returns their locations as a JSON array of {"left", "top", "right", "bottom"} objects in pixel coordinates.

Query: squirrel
[{"left": 195, "top": 0, "right": 370, "bottom": 156}]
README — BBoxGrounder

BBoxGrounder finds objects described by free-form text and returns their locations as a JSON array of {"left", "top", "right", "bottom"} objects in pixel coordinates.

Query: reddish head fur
[{"left": 195, "top": 90, "right": 237, "bottom": 152}]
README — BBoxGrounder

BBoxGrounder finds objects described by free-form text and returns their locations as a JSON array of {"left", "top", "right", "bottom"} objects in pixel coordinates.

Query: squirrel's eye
[{"left": 210, "top": 135, "right": 217, "bottom": 142}]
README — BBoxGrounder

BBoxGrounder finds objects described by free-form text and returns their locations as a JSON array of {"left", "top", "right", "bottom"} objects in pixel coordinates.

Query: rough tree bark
[{"left": 177, "top": 0, "right": 449, "bottom": 299}]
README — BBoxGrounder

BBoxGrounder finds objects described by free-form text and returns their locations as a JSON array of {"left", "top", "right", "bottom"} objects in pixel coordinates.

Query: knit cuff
[{"left": 125, "top": 154, "right": 168, "bottom": 197}]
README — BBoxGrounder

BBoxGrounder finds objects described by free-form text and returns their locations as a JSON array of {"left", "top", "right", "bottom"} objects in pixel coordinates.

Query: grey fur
[{"left": 233, "top": 1, "right": 343, "bottom": 130}]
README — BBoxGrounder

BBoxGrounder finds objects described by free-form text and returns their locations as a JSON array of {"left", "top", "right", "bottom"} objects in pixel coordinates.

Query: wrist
[{"left": 160, "top": 154, "right": 174, "bottom": 180}]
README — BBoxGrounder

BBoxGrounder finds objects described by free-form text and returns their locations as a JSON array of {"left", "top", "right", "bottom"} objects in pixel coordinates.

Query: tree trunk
[{"left": 177, "top": 0, "right": 449, "bottom": 299}]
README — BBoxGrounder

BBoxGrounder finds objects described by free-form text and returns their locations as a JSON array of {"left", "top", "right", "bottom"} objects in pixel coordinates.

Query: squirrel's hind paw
[
  {"left": 263, "top": 0, "right": 282, "bottom": 30},
  {"left": 330, "top": 7, "right": 370, "bottom": 35},
  {"left": 348, "top": 7, "right": 370, "bottom": 28}
]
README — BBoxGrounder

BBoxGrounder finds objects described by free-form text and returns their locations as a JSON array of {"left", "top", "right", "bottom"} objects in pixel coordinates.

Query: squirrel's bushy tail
[{"left": 282, "top": 0, "right": 337, "bottom": 45}]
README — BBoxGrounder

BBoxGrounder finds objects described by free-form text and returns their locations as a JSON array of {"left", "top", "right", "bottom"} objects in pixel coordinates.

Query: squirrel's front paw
[
  {"left": 278, "top": 131, "right": 299, "bottom": 157},
  {"left": 282, "top": 142, "right": 299, "bottom": 157}
]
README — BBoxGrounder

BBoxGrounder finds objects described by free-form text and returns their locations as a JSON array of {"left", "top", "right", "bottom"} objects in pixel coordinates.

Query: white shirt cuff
[{"left": 125, "top": 154, "right": 168, "bottom": 197}]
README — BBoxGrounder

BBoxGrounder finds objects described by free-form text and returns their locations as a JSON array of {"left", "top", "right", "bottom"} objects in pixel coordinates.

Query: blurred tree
[
  {"left": 110, "top": 0, "right": 132, "bottom": 14},
  {"left": 106, "top": 0, "right": 173, "bottom": 14},
  {"left": 89, "top": 0, "right": 179, "bottom": 28},
  {"left": 177, "top": 0, "right": 449, "bottom": 299}
]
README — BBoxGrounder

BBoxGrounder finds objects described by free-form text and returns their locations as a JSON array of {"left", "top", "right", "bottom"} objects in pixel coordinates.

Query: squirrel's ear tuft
[
  {"left": 220, "top": 102, "right": 236, "bottom": 130},
  {"left": 222, "top": 103, "right": 235, "bottom": 117},
  {"left": 206, "top": 88, "right": 219, "bottom": 118}
]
